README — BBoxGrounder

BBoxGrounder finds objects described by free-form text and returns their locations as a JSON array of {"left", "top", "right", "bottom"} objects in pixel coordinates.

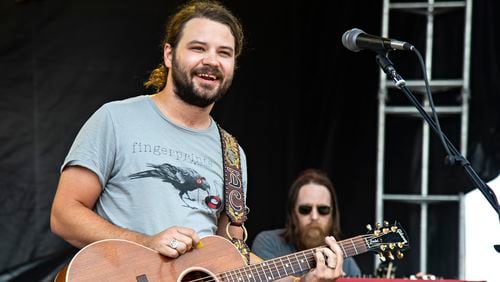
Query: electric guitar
[{"left": 55, "top": 221, "right": 409, "bottom": 282}]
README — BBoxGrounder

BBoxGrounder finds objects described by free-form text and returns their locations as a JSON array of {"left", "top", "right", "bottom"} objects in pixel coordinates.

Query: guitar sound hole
[{"left": 181, "top": 269, "right": 214, "bottom": 282}]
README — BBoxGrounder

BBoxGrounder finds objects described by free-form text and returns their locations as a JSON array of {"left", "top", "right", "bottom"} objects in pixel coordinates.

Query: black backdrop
[{"left": 1, "top": 0, "right": 499, "bottom": 280}]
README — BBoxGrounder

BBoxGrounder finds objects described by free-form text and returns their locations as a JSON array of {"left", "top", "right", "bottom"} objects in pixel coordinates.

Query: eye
[
  {"left": 191, "top": 46, "right": 205, "bottom": 52},
  {"left": 218, "top": 51, "right": 232, "bottom": 58},
  {"left": 298, "top": 205, "right": 312, "bottom": 215},
  {"left": 317, "top": 206, "right": 331, "bottom": 215},
  {"left": 196, "top": 177, "right": 205, "bottom": 185}
]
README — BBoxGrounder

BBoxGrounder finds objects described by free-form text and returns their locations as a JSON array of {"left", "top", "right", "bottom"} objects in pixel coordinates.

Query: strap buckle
[{"left": 225, "top": 222, "right": 248, "bottom": 242}]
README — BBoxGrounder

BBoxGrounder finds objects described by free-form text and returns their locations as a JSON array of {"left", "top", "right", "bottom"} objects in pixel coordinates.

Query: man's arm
[
  {"left": 50, "top": 165, "right": 199, "bottom": 258},
  {"left": 50, "top": 166, "right": 142, "bottom": 247}
]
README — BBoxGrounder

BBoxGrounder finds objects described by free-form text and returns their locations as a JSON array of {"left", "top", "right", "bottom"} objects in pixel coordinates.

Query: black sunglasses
[{"left": 297, "top": 205, "right": 331, "bottom": 216}]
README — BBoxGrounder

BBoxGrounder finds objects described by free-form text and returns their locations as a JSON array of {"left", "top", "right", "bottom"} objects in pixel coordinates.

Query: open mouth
[{"left": 196, "top": 72, "right": 218, "bottom": 82}]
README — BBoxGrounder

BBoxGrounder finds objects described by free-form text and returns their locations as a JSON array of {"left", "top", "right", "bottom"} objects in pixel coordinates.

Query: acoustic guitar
[{"left": 55, "top": 221, "right": 409, "bottom": 282}]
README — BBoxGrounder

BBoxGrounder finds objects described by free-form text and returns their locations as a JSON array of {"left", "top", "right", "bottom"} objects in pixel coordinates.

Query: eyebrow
[{"left": 187, "top": 40, "right": 234, "bottom": 54}]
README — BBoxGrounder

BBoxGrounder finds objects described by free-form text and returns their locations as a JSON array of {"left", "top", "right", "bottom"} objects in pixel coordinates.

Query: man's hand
[
  {"left": 143, "top": 226, "right": 200, "bottom": 258},
  {"left": 302, "top": 236, "right": 345, "bottom": 281}
]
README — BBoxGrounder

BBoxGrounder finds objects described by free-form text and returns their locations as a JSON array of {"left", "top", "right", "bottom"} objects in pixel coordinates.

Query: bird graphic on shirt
[{"left": 129, "top": 163, "right": 210, "bottom": 209}]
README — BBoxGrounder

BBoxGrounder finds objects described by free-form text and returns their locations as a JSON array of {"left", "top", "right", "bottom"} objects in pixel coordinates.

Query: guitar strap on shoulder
[{"left": 218, "top": 124, "right": 251, "bottom": 264}]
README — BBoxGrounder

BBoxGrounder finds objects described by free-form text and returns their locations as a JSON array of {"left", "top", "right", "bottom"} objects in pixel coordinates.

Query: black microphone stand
[{"left": 375, "top": 52, "right": 500, "bottom": 225}]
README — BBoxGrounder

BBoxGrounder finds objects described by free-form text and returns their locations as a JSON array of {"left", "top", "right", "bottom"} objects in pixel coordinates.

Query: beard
[
  {"left": 171, "top": 53, "right": 233, "bottom": 108},
  {"left": 296, "top": 221, "right": 333, "bottom": 250}
]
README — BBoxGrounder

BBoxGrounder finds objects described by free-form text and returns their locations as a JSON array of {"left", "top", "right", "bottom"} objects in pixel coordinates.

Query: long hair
[
  {"left": 282, "top": 169, "right": 343, "bottom": 247},
  {"left": 144, "top": 0, "right": 244, "bottom": 92}
]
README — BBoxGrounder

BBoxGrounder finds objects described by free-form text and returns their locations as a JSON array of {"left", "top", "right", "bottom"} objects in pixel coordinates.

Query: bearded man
[
  {"left": 252, "top": 169, "right": 362, "bottom": 277},
  {"left": 51, "top": 1, "right": 346, "bottom": 280}
]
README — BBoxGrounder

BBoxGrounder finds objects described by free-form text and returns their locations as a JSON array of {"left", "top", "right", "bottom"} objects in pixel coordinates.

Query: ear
[{"left": 163, "top": 43, "right": 173, "bottom": 68}]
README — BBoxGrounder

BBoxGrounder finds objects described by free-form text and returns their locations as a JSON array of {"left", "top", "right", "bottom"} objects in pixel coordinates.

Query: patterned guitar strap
[{"left": 218, "top": 124, "right": 251, "bottom": 265}]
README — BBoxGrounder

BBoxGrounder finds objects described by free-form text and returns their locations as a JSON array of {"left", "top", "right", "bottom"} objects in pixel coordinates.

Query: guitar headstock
[{"left": 365, "top": 221, "right": 410, "bottom": 262}]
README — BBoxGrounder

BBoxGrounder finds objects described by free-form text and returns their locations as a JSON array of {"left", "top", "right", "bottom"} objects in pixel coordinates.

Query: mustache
[{"left": 306, "top": 222, "right": 322, "bottom": 229}]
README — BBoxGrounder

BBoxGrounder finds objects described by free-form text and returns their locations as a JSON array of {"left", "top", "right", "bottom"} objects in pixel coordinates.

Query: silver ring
[{"left": 169, "top": 238, "right": 178, "bottom": 249}]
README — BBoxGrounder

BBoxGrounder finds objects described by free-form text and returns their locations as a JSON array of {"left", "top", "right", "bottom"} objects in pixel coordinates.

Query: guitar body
[{"left": 56, "top": 236, "right": 246, "bottom": 282}]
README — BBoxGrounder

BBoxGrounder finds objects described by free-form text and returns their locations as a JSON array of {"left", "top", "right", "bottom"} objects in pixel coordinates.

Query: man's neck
[{"left": 151, "top": 87, "right": 214, "bottom": 130}]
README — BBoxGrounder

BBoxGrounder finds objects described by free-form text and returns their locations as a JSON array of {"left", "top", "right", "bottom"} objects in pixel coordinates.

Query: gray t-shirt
[
  {"left": 63, "top": 95, "right": 247, "bottom": 237},
  {"left": 252, "top": 229, "right": 362, "bottom": 277}
]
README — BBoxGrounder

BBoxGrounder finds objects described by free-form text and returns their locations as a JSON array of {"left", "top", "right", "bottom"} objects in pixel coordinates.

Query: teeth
[{"left": 198, "top": 73, "right": 217, "bottom": 80}]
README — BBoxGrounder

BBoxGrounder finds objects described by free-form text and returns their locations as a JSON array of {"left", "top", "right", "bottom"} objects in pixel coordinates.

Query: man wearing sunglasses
[{"left": 252, "top": 169, "right": 362, "bottom": 278}]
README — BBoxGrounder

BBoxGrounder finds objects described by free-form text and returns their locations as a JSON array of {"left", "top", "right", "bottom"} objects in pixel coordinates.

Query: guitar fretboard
[{"left": 217, "top": 235, "right": 369, "bottom": 282}]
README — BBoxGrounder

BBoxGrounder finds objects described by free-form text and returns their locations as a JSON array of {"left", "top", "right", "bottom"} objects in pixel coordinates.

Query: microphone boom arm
[{"left": 375, "top": 53, "right": 500, "bottom": 222}]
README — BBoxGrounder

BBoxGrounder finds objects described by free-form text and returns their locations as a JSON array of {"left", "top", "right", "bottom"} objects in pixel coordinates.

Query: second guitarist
[{"left": 253, "top": 169, "right": 361, "bottom": 277}]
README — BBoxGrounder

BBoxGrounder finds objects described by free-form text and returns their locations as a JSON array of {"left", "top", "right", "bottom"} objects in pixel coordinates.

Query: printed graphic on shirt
[{"left": 129, "top": 163, "right": 219, "bottom": 209}]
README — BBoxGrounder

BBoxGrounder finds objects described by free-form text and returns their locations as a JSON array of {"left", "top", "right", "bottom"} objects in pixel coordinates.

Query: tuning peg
[
  {"left": 397, "top": 242, "right": 404, "bottom": 249},
  {"left": 380, "top": 244, "right": 387, "bottom": 251},
  {"left": 391, "top": 226, "right": 398, "bottom": 232},
  {"left": 366, "top": 224, "right": 373, "bottom": 231},
  {"left": 382, "top": 227, "right": 390, "bottom": 234},
  {"left": 374, "top": 229, "right": 381, "bottom": 236},
  {"left": 378, "top": 253, "right": 386, "bottom": 262},
  {"left": 383, "top": 220, "right": 389, "bottom": 227},
  {"left": 389, "top": 243, "right": 396, "bottom": 250},
  {"left": 375, "top": 222, "right": 382, "bottom": 229},
  {"left": 397, "top": 250, "right": 404, "bottom": 259},
  {"left": 387, "top": 251, "right": 395, "bottom": 260}
]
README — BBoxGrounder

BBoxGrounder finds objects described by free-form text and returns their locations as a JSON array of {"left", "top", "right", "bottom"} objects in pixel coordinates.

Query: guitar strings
[
  {"left": 184, "top": 234, "right": 384, "bottom": 282},
  {"left": 208, "top": 232, "right": 404, "bottom": 282},
  {"left": 186, "top": 235, "right": 375, "bottom": 282},
  {"left": 189, "top": 233, "right": 404, "bottom": 282}
]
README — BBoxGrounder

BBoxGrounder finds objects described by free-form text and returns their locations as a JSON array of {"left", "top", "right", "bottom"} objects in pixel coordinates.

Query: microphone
[{"left": 342, "top": 28, "right": 413, "bottom": 52}]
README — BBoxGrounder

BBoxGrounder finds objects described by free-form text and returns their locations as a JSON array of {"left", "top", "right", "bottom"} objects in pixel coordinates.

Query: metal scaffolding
[{"left": 375, "top": 0, "right": 472, "bottom": 277}]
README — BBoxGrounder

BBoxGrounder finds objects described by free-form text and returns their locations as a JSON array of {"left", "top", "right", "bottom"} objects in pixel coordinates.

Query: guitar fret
[
  {"left": 357, "top": 235, "right": 368, "bottom": 253},
  {"left": 303, "top": 251, "right": 312, "bottom": 269},
  {"left": 237, "top": 268, "right": 245, "bottom": 281},
  {"left": 254, "top": 265, "right": 265, "bottom": 282},
  {"left": 308, "top": 250, "right": 316, "bottom": 268},
  {"left": 293, "top": 253, "right": 304, "bottom": 272},
  {"left": 350, "top": 238, "right": 359, "bottom": 255},
  {"left": 339, "top": 242, "right": 347, "bottom": 257},
  {"left": 246, "top": 268, "right": 256, "bottom": 282},
  {"left": 222, "top": 272, "right": 233, "bottom": 282},
  {"left": 286, "top": 255, "right": 294, "bottom": 274},
  {"left": 225, "top": 270, "right": 234, "bottom": 282},
  {"left": 241, "top": 266, "right": 251, "bottom": 282},
  {"left": 232, "top": 269, "right": 240, "bottom": 282},
  {"left": 278, "top": 257, "right": 288, "bottom": 276},
  {"left": 272, "top": 259, "right": 280, "bottom": 278},
  {"left": 262, "top": 261, "right": 274, "bottom": 281},
  {"left": 249, "top": 264, "right": 263, "bottom": 282}
]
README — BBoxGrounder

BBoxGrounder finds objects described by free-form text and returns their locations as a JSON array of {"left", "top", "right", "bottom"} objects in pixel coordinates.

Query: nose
[
  {"left": 202, "top": 50, "right": 218, "bottom": 66},
  {"left": 310, "top": 208, "right": 320, "bottom": 221}
]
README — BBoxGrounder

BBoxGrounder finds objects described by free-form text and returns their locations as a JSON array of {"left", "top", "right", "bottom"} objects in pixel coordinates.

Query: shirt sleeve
[
  {"left": 62, "top": 104, "right": 117, "bottom": 188},
  {"left": 251, "top": 231, "right": 281, "bottom": 260}
]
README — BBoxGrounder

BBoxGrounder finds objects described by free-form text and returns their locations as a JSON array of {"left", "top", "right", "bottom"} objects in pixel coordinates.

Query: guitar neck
[{"left": 217, "top": 235, "right": 368, "bottom": 282}]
